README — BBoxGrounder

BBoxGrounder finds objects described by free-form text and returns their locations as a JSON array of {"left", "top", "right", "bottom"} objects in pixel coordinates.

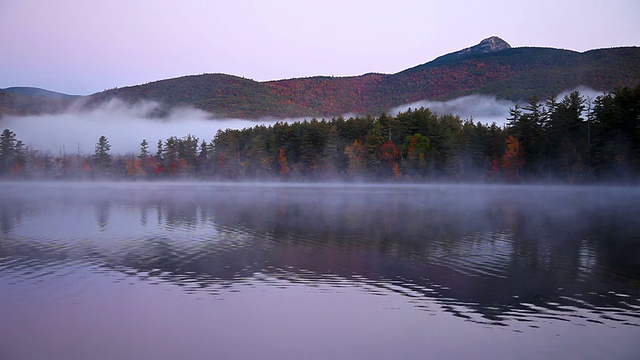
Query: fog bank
[
  {"left": 2, "top": 99, "right": 278, "bottom": 154},
  {"left": 389, "top": 87, "right": 604, "bottom": 125},
  {"left": 390, "top": 95, "right": 516, "bottom": 125}
]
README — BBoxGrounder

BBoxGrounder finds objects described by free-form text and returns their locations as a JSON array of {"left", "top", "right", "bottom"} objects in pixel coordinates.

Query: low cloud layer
[
  {"left": 557, "top": 86, "right": 604, "bottom": 102},
  {"left": 2, "top": 99, "right": 278, "bottom": 155},
  {"left": 389, "top": 87, "right": 604, "bottom": 126},
  {"left": 390, "top": 95, "right": 516, "bottom": 125}
]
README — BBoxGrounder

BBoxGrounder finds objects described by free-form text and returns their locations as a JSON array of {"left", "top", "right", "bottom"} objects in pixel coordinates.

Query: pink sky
[{"left": 1, "top": 0, "right": 639, "bottom": 95}]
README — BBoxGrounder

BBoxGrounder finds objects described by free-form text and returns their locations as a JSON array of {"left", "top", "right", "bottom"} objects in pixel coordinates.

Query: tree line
[{"left": 1, "top": 86, "right": 639, "bottom": 183}]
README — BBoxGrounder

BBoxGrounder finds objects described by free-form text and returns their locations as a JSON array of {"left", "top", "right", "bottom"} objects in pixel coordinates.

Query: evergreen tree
[
  {"left": 550, "top": 92, "right": 587, "bottom": 180},
  {"left": 94, "top": 136, "right": 112, "bottom": 171},
  {"left": 198, "top": 140, "right": 209, "bottom": 160},
  {"left": 196, "top": 140, "right": 211, "bottom": 176},
  {"left": 0, "top": 129, "right": 18, "bottom": 174},
  {"left": 591, "top": 85, "right": 640, "bottom": 178},
  {"left": 179, "top": 134, "right": 199, "bottom": 169},
  {"left": 506, "top": 97, "right": 545, "bottom": 176},
  {"left": 154, "top": 140, "right": 162, "bottom": 161},
  {"left": 163, "top": 136, "right": 179, "bottom": 175},
  {"left": 320, "top": 124, "right": 341, "bottom": 177},
  {"left": 139, "top": 139, "right": 149, "bottom": 160}
]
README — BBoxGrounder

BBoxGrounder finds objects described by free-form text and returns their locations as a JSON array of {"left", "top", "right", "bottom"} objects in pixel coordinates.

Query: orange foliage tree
[
  {"left": 502, "top": 135, "right": 524, "bottom": 179},
  {"left": 125, "top": 157, "right": 145, "bottom": 177}
]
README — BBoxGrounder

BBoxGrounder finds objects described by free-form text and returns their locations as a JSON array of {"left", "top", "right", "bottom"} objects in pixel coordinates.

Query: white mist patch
[
  {"left": 558, "top": 86, "right": 604, "bottom": 101},
  {"left": 2, "top": 99, "right": 278, "bottom": 155},
  {"left": 389, "top": 95, "right": 516, "bottom": 125}
]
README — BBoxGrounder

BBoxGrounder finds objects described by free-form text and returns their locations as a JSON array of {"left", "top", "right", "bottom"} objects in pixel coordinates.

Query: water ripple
[{"left": 2, "top": 183, "right": 640, "bottom": 333}]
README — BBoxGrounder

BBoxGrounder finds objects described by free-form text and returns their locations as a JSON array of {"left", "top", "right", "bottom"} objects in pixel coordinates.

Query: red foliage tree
[
  {"left": 278, "top": 148, "right": 290, "bottom": 176},
  {"left": 379, "top": 140, "right": 401, "bottom": 178}
]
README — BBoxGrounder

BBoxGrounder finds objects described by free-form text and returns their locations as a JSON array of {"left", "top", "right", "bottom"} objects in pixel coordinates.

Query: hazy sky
[{"left": 1, "top": 0, "right": 639, "bottom": 95}]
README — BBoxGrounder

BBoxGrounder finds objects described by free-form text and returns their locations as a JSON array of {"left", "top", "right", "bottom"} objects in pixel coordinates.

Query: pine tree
[
  {"left": 94, "top": 136, "right": 112, "bottom": 171},
  {"left": 139, "top": 139, "right": 149, "bottom": 160},
  {"left": 0, "top": 129, "right": 18, "bottom": 174}
]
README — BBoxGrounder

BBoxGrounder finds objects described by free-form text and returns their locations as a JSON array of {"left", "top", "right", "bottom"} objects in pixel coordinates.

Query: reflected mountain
[{"left": 1, "top": 182, "right": 639, "bottom": 327}]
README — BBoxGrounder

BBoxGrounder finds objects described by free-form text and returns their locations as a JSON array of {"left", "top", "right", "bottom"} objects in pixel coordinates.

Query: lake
[{"left": 1, "top": 182, "right": 639, "bottom": 359}]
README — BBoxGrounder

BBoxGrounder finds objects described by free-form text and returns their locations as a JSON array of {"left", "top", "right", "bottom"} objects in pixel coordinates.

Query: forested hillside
[
  {"left": 1, "top": 38, "right": 639, "bottom": 119},
  {"left": 86, "top": 44, "right": 640, "bottom": 118},
  {"left": 0, "top": 87, "right": 78, "bottom": 116}
]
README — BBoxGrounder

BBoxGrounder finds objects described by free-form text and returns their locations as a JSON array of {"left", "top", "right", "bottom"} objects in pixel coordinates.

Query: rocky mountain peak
[
  {"left": 430, "top": 36, "right": 511, "bottom": 65},
  {"left": 479, "top": 36, "right": 511, "bottom": 50},
  {"left": 459, "top": 36, "right": 511, "bottom": 56}
]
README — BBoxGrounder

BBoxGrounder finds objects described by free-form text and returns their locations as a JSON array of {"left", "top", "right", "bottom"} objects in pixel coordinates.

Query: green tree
[
  {"left": 139, "top": 139, "right": 149, "bottom": 160},
  {"left": 591, "top": 85, "right": 640, "bottom": 178},
  {"left": 196, "top": 140, "right": 211, "bottom": 176},
  {"left": 179, "top": 134, "right": 199, "bottom": 170},
  {"left": 506, "top": 97, "right": 545, "bottom": 177},
  {"left": 545, "top": 92, "right": 587, "bottom": 180},
  {"left": 0, "top": 129, "right": 17, "bottom": 173},
  {"left": 155, "top": 139, "right": 163, "bottom": 162},
  {"left": 0, "top": 129, "right": 26, "bottom": 175},
  {"left": 319, "top": 124, "right": 341, "bottom": 177},
  {"left": 94, "top": 135, "right": 112, "bottom": 171}
]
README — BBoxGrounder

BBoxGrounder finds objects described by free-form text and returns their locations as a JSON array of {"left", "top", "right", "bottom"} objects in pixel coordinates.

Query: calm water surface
[{"left": 1, "top": 182, "right": 639, "bottom": 359}]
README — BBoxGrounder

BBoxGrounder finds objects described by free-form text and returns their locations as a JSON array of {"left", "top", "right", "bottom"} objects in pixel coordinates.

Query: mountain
[
  {"left": 2, "top": 37, "right": 640, "bottom": 119},
  {"left": 0, "top": 87, "right": 80, "bottom": 117},
  {"left": 0, "top": 87, "right": 78, "bottom": 99}
]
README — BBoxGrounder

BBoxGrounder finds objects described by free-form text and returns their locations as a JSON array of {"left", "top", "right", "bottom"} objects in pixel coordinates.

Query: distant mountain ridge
[
  {"left": 0, "top": 87, "right": 80, "bottom": 117},
  {"left": 2, "top": 37, "right": 640, "bottom": 119},
  {"left": 1, "top": 87, "right": 79, "bottom": 99}
]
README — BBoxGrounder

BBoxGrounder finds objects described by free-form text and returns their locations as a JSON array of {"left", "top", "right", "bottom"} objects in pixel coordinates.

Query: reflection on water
[{"left": 1, "top": 182, "right": 639, "bottom": 359}]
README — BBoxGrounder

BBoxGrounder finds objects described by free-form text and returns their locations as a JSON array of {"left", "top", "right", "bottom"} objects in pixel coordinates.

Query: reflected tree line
[
  {"left": 1, "top": 86, "right": 639, "bottom": 182},
  {"left": 1, "top": 186, "right": 639, "bottom": 324}
]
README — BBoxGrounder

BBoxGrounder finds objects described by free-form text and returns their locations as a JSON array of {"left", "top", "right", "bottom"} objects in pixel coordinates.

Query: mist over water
[{"left": 1, "top": 182, "right": 639, "bottom": 359}]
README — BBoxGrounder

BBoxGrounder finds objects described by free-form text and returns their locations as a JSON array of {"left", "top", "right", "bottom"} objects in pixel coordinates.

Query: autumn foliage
[
  {"left": 5, "top": 45, "right": 633, "bottom": 120},
  {"left": 278, "top": 148, "right": 290, "bottom": 176},
  {"left": 501, "top": 135, "right": 524, "bottom": 179}
]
